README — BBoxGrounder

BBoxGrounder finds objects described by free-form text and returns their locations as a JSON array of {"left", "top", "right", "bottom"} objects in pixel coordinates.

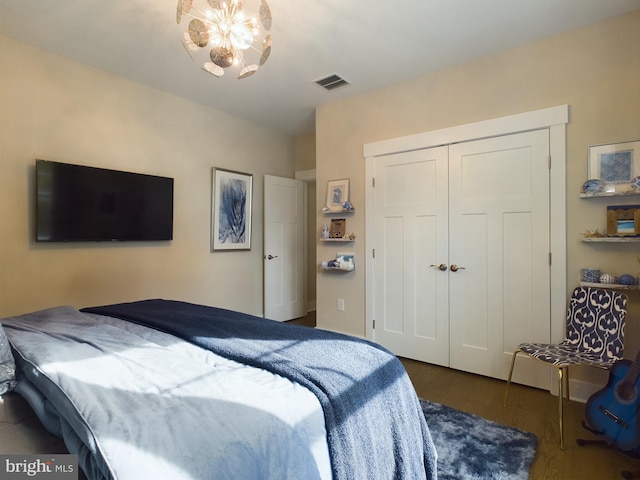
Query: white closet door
[
  {"left": 372, "top": 146, "right": 450, "bottom": 365},
  {"left": 448, "top": 130, "right": 551, "bottom": 386}
]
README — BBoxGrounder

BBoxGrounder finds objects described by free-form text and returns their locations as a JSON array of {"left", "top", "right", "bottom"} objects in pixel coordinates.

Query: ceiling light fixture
[{"left": 176, "top": 0, "right": 272, "bottom": 79}]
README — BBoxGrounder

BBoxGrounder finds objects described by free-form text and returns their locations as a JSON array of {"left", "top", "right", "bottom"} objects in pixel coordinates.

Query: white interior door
[
  {"left": 264, "top": 175, "right": 305, "bottom": 321},
  {"left": 372, "top": 146, "right": 450, "bottom": 365},
  {"left": 448, "top": 130, "right": 551, "bottom": 387}
]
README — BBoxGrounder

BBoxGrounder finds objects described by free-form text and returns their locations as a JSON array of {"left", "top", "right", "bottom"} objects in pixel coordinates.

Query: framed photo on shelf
[
  {"left": 329, "top": 218, "right": 346, "bottom": 238},
  {"left": 606, "top": 205, "right": 640, "bottom": 237},
  {"left": 588, "top": 140, "right": 640, "bottom": 184},
  {"left": 211, "top": 168, "right": 253, "bottom": 251},
  {"left": 326, "top": 179, "right": 350, "bottom": 212}
]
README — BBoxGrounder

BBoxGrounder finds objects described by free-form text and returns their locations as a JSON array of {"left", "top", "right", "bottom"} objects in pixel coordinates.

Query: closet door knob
[
  {"left": 450, "top": 264, "right": 466, "bottom": 272},
  {"left": 430, "top": 264, "right": 448, "bottom": 271}
]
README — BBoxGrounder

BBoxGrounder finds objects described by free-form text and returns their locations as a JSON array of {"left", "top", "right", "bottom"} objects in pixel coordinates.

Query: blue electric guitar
[{"left": 585, "top": 351, "right": 640, "bottom": 452}]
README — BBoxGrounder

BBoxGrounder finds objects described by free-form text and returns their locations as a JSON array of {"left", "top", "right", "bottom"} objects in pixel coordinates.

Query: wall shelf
[
  {"left": 322, "top": 208, "right": 355, "bottom": 214},
  {"left": 580, "top": 281, "right": 639, "bottom": 290},
  {"left": 579, "top": 186, "right": 640, "bottom": 288},
  {"left": 580, "top": 191, "right": 640, "bottom": 198},
  {"left": 580, "top": 236, "right": 640, "bottom": 243},
  {"left": 320, "top": 237, "right": 355, "bottom": 242}
]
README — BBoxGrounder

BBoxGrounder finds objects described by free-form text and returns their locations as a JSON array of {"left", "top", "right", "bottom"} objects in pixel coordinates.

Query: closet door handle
[
  {"left": 430, "top": 264, "right": 448, "bottom": 271},
  {"left": 450, "top": 264, "right": 466, "bottom": 272}
]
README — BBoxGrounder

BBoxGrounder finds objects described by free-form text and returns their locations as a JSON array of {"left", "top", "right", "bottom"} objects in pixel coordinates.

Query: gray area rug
[{"left": 420, "top": 399, "right": 537, "bottom": 480}]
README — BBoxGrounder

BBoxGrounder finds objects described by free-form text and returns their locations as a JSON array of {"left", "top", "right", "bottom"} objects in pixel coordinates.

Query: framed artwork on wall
[
  {"left": 211, "top": 168, "right": 253, "bottom": 251},
  {"left": 588, "top": 140, "right": 640, "bottom": 184},
  {"left": 326, "top": 178, "right": 350, "bottom": 212}
]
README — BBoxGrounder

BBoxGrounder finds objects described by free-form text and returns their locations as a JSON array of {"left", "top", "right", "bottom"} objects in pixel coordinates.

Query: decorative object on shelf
[
  {"left": 326, "top": 179, "right": 350, "bottom": 212},
  {"left": 342, "top": 201, "right": 353, "bottom": 211},
  {"left": 632, "top": 176, "right": 640, "bottom": 191},
  {"left": 618, "top": 274, "right": 637, "bottom": 286},
  {"left": 582, "top": 228, "right": 605, "bottom": 238},
  {"left": 176, "top": 0, "right": 272, "bottom": 79},
  {"left": 589, "top": 140, "right": 640, "bottom": 186},
  {"left": 329, "top": 218, "right": 346, "bottom": 238},
  {"left": 211, "top": 168, "right": 253, "bottom": 251},
  {"left": 321, "top": 254, "right": 355, "bottom": 271},
  {"left": 581, "top": 268, "right": 601, "bottom": 283},
  {"left": 582, "top": 179, "right": 604, "bottom": 194},
  {"left": 599, "top": 273, "right": 615, "bottom": 284},
  {"left": 321, "top": 223, "right": 330, "bottom": 239},
  {"left": 606, "top": 205, "right": 640, "bottom": 237},
  {"left": 320, "top": 234, "right": 355, "bottom": 242}
]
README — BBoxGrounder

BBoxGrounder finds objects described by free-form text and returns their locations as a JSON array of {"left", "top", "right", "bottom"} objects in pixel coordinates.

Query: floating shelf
[
  {"left": 580, "top": 281, "right": 639, "bottom": 290},
  {"left": 580, "top": 191, "right": 640, "bottom": 198},
  {"left": 580, "top": 236, "right": 640, "bottom": 243},
  {"left": 320, "top": 237, "right": 355, "bottom": 242},
  {"left": 322, "top": 208, "right": 355, "bottom": 214},
  {"left": 321, "top": 266, "right": 355, "bottom": 271}
]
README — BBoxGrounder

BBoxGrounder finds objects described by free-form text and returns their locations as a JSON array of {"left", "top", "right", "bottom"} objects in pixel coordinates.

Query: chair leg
[
  {"left": 565, "top": 367, "right": 571, "bottom": 404},
  {"left": 558, "top": 367, "right": 565, "bottom": 449},
  {"left": 503, "top": 349, "right": 520, "bottom": 407}
]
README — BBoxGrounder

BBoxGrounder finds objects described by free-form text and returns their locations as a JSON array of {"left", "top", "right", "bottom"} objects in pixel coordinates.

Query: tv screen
[{"left": 35, "top": 159, "right": 174, "bottom": 242}]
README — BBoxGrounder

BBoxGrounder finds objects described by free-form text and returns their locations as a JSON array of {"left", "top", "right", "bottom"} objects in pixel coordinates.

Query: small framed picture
[
  {"left": 330, "top": 218, "right": 346, "bottom": 238},
  {"left": 606, "top": 205, "right": 640, "bottom": 237},
  {"left": 326, "top": 179, "right": 350, "bottom": 212},
  {"left": 589, "top": 140, "right": 640, "bottom": 184}
]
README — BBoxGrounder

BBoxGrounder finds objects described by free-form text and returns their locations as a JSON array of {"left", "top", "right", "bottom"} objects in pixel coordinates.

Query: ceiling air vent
[{"left": 313, "top": 74, "right": 350, "bottom": 91}]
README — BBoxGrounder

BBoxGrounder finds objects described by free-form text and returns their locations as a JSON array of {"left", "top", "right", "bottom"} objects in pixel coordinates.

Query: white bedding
[{"left": 3, "top": 306, "right": 332, "bottom": 480}]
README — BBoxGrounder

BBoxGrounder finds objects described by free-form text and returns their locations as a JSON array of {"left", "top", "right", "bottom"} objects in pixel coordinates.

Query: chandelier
[{"left": 176, "top": 0, "right": 272, "bottom": 79}]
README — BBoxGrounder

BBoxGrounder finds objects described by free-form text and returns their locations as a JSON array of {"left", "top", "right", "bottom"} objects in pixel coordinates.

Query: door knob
[
  {"left": 265, "top": 254, "right": 279, "bottom": 260},
  {"left": 430, "top": 263, "right": 448, "bottom": 271},
  {"left": 450, "top": 264, "right": 466, "bottom": 272}
]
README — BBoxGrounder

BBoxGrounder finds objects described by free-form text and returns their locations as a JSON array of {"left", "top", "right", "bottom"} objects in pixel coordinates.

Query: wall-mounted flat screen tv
[{"left": 35, "top": 159, "right": 174, "bottom": 242}]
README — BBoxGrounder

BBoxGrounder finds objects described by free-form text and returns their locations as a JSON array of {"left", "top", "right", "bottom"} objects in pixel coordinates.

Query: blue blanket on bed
[{"left": 82, "top": 300, "right": 437, "bottom": 480}]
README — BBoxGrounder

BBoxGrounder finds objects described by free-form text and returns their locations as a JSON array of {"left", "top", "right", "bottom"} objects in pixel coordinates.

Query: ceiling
[{"left": 1, "top": 1, "right": 639, "bottom": 136}]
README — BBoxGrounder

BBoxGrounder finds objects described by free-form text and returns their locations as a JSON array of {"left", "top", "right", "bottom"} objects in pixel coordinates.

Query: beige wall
[
  {"left": 294, "top": 133, "right": 317, "bottom": 311},
  {"left": 0, "top": 35, "right": 294, "bottom": 318},
  {"left": 315, "top": 9, "right": 640, "bottom": 359},
  {"left": 293, "top": 134, "right": 316, "bottom": 172}
]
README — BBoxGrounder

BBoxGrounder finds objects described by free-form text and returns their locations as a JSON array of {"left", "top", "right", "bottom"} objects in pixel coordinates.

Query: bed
[{"left": 0, "top": 299, "right": 437, "bottom": 480}]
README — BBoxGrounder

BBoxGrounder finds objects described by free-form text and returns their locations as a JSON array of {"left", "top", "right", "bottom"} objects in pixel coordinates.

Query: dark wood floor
[
  {"left": 286, "top": 309, "right": 317, "bottom": 327},
  {"left": 401, "top": 357, "right": 638, "bottom": 480}
]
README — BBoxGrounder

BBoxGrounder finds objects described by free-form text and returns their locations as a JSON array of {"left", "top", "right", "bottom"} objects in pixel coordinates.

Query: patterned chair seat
[{"left": 518, "top": 342, "right": 618, "bottom": 367}]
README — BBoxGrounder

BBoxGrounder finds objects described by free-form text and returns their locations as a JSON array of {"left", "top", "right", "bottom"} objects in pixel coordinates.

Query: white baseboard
[{"left": 567, "top": 377, "right": 606, "bottom": 404}]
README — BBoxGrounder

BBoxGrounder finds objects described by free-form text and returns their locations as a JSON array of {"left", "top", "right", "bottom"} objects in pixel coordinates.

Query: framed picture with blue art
[
  {"left": 211, "top": 168, "right": 253, "bottom": 251},
  {"left": 325, "top": 178, "right": 350, "bottom": 212},
  {"left": 588, "top": 140, "right": 640, "bottom": 186}
]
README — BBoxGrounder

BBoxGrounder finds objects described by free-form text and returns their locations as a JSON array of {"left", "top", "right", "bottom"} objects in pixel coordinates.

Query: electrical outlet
[{"left": 337, "top": 298, "right": 345, "bottom": 312}]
